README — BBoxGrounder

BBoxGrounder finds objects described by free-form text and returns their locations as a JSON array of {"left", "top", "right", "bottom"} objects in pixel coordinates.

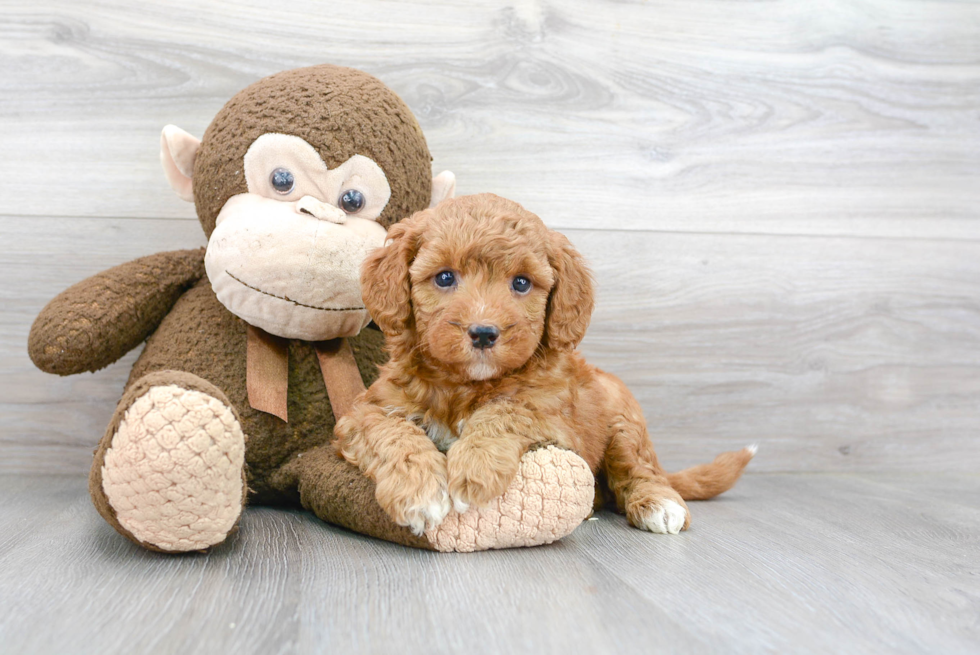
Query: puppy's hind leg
[{"left": 603, "top": 400, "right": 690, "bottom": 535}]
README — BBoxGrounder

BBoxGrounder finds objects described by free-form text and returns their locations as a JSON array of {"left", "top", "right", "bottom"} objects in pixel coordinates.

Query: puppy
[{"left": 336, "top": 193, "right": 754, "bottom": 536}]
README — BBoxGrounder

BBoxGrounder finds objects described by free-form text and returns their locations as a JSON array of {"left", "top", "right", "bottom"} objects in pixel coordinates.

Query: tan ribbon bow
[{"left": 246, "top": 324, "right": 366, "bottom": 422}]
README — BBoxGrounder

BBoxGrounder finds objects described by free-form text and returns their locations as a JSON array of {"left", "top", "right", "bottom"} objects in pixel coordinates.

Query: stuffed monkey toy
[{"left": 28, "top": 65, "right": 594, "bottom": 553}]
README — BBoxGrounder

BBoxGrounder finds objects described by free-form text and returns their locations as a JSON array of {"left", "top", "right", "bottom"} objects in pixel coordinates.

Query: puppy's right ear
[
  {"left": 544, "top": 230, "right": 595, "bottom": 351},
  {"left": 361, "top": 216, "right": 423, "bottom": 335}
]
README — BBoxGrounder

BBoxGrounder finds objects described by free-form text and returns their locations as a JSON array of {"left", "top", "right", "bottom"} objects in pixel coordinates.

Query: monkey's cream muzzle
[
  {"left": 206, "top": 193, "right": 386, "bottom": 340},
  {"left": 204, "top": 132, "right": 394, "bottom": 340},
  {"left": 295, "top": 195, "right": 348, "bottom": 224}
]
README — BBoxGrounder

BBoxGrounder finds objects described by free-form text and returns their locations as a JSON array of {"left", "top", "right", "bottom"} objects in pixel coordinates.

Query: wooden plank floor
[
  {"left": 1, "top": 472, "right": 978, "bottom": 654},
  {"left": 1, "top": 1, "right": 978, "bottom": 653}
]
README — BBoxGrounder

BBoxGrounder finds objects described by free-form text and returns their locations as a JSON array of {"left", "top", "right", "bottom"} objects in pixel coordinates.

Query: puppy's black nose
[{"left": 468, "top": 325, "right": 500, "bottom": 349}]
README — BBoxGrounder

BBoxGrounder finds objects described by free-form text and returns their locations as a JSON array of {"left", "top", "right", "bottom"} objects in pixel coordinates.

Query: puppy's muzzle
[{"left": 468, "top": 324, "right": 499, "bottom": 350}]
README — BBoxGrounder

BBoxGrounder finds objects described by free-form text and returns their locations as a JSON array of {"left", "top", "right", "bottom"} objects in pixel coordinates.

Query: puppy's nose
[{"left": 468, "top": 325, "right": 500, "bottom": 349}]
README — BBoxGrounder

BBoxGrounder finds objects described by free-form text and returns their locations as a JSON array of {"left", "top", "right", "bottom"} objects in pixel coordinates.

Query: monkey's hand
[{"left": 28, "top": 248, "right": 206, "bottom": 375}]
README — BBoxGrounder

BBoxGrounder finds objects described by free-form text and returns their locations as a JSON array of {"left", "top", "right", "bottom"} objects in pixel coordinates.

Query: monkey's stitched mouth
[{"left": 225, "top": 271, "right": 365, "bottom": 313}]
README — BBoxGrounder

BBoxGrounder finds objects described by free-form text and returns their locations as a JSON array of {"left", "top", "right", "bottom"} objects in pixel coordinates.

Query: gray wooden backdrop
[{"left": 2, "top": 0, "right": 978, "bottom": 475}]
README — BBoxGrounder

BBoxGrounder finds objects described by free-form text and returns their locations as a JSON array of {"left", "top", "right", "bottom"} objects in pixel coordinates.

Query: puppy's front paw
[
  {"left": 374, "top": 454, "right": 451, "bottom": 536},
  {"left": 447, "top": 441, "right": 520, "bottom": 511},
  {"left": 626, "top": 485, "right": 691, "bottom": 535}
]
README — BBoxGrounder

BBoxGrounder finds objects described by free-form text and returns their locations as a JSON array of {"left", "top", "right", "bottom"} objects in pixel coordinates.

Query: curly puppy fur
[{"left": 336, "top": 193, "right": 754, "bottom": 536}]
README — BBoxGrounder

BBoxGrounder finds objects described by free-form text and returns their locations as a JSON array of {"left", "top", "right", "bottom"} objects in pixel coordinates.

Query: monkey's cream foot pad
[
  {"left": 425, "top": 446, "right": 595, "bottom": 553},
  {"left": 101, "top": 385, "right": 247, "bottom": 552}
]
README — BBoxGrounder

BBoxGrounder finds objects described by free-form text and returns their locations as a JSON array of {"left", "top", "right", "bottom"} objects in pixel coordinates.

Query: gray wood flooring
[
  {"left": 1, "top": 1, "right": 978, "bottom": 653},
  {"left": 1, "top": 472, "right": 978, "bottom": 655}
]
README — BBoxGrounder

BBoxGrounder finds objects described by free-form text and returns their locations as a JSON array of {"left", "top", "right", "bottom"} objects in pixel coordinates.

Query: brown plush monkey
[{"left": 28, "top": 65, "right": 594, "bottom": 553}]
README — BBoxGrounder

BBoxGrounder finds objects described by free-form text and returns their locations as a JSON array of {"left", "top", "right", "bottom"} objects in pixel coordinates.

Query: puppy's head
[{"left": 361, "top": 193, "right": 594, "bottom": 381}]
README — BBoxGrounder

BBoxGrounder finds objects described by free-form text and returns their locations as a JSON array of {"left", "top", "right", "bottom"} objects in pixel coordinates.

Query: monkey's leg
[
  {"left": 90, "top": 371, "right": 247, "bottom": 553},
  {"left": 288, "top": 444, "right": 595, "bottom": 552}
]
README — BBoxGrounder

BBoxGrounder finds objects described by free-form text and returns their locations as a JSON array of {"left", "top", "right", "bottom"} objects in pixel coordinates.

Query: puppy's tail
[{"left": 666, "top": 445, "right": 757, "bottom": 501}]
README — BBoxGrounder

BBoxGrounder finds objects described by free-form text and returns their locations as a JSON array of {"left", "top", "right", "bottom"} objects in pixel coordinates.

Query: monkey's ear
[
  {"left": 160, "top": 125, "right": 201, "bottom": 203},
  {"left": 429, "top": 170, "right": 456, "bottom": 208}
]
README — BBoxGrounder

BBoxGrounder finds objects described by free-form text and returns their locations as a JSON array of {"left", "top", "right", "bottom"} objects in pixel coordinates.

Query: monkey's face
[
  {"left": 160, "top": 65, "right": 456, "bottom": 341},
  {"left": 203, "top": 134, "right": 390, "bottom": 340}
]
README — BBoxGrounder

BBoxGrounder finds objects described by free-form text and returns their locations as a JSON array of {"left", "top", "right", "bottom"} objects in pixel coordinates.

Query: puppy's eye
[
  {"left": 270, "top": 168, "right": 295, "bottom": 194},
  {"left": 340, "top": 189, "right": 365, "bottom": 213},
  {"left": 434, "top": 270, "right": 457, "bottom": 289},
  {"left": 512, "top": 275, "right": 532, "bottom": 294}
]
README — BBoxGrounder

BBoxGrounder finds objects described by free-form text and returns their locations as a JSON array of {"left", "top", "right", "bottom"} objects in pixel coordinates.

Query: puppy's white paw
[
  {"left": 402, "top": 488, "right": 452, "bottom": 537},
  {"left": 451, "top": 495, "right": 470, "bottom": 515},
  {"left": 639, "top": 499, "right": 688, "bottom": 535}
]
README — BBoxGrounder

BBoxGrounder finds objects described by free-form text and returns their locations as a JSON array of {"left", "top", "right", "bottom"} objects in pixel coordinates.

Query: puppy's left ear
[
  {"left": 361, "top": 214, "right": 424, "bottom": 336},
  {"left": 544, "top": 231, "right": 595, "bottom": 351}
]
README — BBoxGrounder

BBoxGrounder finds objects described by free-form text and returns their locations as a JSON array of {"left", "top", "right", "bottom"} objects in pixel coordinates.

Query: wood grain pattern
[
  {"left": 2, "top": 3, "right": 977, "bottom": 652},
  {"left": 1, "top": 0, "right": 978, "bottom": 237},
  {"left": 5, "top": 218, "right": 979, "bottom": 474},
  {"left": 0, "top": 473, "right": 977, "bottom": 654},
  {"left": 1, "top": 0, "right": 978, "bottom": 474}
]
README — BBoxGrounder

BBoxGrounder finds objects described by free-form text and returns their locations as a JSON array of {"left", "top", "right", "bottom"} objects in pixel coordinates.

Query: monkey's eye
[
  {"left": 270, "top": 168, "right": 295, "bottom": 194},
  {"left": 434, "top": 270, "right": 457, "bottom": 289},
  {"left": 340, "top": 189, "right": 365, "bottom": 213},
  {"left": 512, "top": 276, "right": 532, "bottom": 294}
]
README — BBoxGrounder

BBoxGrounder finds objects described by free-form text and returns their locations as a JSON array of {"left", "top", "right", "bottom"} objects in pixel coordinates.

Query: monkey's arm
[{"left": 28, "top": 248, "right": 206, "bottom": 376}]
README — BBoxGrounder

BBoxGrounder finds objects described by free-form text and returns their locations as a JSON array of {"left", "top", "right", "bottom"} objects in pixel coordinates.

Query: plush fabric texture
[
  {"left": 425, "top": 446, "right": 595, "bottom": 553},
  {"left": 101, "top": 384, "right": 246, "bottom": 552},
  {"left": 193, "top": 64, "right": 432, "bottom": 238},
  {"left": 30, "top": 65, "right": 593, "bottom": 553},
  {"left": 125, "top": 278, "right": 386, "bottom": 505},
  {"left": 286, "top": 444, "right": 594, "bottom": 552},
  {"left": 242, "top": 134, "right": 392, "bottom": 221},
  {"left": 160, "top": 125, "right": 198, "bottom": 202},
  {"left": 287, "top": 443, "right": 435, "bottom": 550},
  {"left": 206, "top": 194, "right": 385, "bottom": 340},
  {"left": 28, "top": 249, "right": 206, "bottom": 375},
  {"left": 90, "top": 370, "right": 248, "bottom": 553}
]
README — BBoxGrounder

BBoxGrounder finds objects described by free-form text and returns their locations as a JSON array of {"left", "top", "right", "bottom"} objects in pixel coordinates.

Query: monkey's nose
[
  {"left": 296, "top": 196, "right": 347, "bottom": 224},
  {"left": 468, "top": 325, "right": 500, "bottom": 349}
]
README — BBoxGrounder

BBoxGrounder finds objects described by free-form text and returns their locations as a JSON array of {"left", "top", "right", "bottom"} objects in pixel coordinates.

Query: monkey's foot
[
  {"left": 424, "top": 446, "right": 594, "bottom": 553},
  {"left": 91, "top": 372, "right": 247, "bottom": 552}
]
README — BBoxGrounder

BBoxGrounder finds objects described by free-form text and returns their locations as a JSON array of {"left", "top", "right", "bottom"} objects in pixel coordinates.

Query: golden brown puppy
[{"left": 336, "top": 193, "right": 754, "bottom": 536}]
